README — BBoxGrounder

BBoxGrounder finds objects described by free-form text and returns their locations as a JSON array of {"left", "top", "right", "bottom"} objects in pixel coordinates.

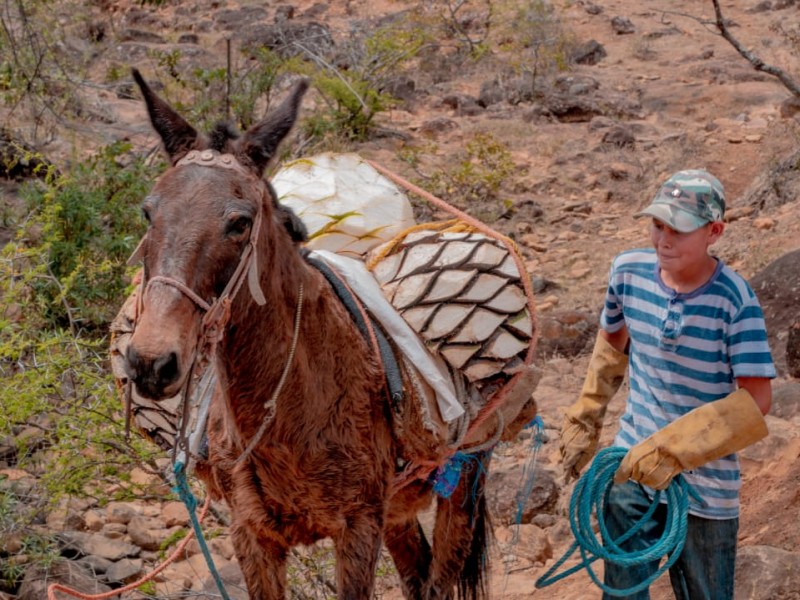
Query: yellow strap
[{"left": 365, "top": 219, "right": 478, "bottom": 270}]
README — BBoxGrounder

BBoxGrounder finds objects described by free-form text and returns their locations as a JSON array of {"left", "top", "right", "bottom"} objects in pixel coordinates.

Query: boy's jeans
[{"left": 602, "top": 480, "right": 739, "bottom": 600}]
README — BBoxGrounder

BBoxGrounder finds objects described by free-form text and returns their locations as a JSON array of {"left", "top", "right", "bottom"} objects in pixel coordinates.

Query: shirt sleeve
[
  {"left": 728, "top": 298, "right": 777, "bottom": 379},
  {"left": 600, "top": 258, "right": 626, "bottom": 333}
]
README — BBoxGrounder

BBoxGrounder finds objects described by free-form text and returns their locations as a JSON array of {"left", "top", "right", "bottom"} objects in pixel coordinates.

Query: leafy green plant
[
  {"left": 0, "top": 142, "right": 167, "bottom": 557},
  {"left": 16, "top": 141, "right": 153, "bottom": 332},
  {"left": 158, "top": 528, "right": 188, "bottom": 555},
  {"left": 495, "top": 0, "right": 575, "bottom": 95},
  {"left": 298, "top": 20, "right": 430, "bottom": 147},
  {"left": 0, "top": 516, "right": 59, "bottom": 587},
  {"left": 304, "top": 73, "right": 391, "bottom": 143},
  {"left": 144, "top": 47, "right": 301, "bottom": 134},
  {"left": 136, "top": 580, "right": 157, "bottom": 596},
  {"left": 422, "top": 132, "right": 515, "bottom": 220}
]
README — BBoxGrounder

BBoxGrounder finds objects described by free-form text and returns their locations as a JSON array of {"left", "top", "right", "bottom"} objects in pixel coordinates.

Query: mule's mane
[{"left": 208, "top": 122, "right": 240, "bottom": 153}]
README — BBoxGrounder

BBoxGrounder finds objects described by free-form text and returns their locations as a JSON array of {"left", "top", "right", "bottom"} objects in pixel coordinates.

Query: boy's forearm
[
  {"left": 600, "top": 326, "right": 629, "bottom": 355},
  {"left": 736, "top": 376, "right": 772, "bottom": 416}
]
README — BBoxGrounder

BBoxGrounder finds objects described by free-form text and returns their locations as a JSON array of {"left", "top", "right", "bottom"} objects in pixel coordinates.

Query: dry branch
[{"left": 712, "top": 0, "right": 800, "bottom": 98}]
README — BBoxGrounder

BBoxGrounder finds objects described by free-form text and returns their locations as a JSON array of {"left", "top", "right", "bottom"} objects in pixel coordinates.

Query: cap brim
[{"left": 634, "top": 204, "right": 708, "bottom": 233}]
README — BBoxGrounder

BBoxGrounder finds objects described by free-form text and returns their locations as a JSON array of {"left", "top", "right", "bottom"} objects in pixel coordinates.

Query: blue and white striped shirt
[{"left": 601, "top": 249, "right": 776, "bottom": 519}]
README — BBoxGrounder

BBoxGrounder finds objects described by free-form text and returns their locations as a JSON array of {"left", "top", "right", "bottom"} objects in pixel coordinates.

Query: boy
[{"left": 558, "top": 169, "right": 775, "bottom": 599}]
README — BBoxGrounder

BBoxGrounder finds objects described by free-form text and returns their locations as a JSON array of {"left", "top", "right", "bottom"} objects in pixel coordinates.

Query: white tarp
[
  {"left": 309, "top": 250, "right": 464, "bottom": 423},
  {"left": 273, "top": 153, "right": 416, "bottom": 258}
]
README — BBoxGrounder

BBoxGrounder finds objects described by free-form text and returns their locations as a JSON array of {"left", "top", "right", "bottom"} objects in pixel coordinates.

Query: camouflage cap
[{"left": 634, "top": 169, "right": 726, "bottom": 233}]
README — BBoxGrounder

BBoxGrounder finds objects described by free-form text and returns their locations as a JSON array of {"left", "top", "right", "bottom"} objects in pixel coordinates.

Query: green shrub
[
  {"left": 299, "top": 21, "right": 430, "bottom": 146},
  {"left": 420, "top": 132, "right": 515, "bottom": 222},
  {"left": 16, "top": 141, "right": 152, "bottom": 332},
  {"left": 496, "top": 0, "right": 575, "bottom": 92},
  {"left": 146, "top": 47, "right": 298, "bottom": 133},
  {"left": 305, "top": 74, "right": 391, "bottom": 143},
  {"left": 0, "top": 142, "right": 168, "bottom": 554}
]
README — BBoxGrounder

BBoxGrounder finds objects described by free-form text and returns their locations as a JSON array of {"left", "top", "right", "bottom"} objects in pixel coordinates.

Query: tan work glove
[
  {"left": 559, "top": 334, "right": 628, "bottom": 483},
  {"left": 614, "top": 388, "right": 768, "bottom": 490}
]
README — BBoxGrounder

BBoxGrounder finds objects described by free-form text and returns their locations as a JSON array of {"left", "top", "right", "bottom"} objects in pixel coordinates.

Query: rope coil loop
[{"left": 535, "top": 446, "right": 697, "bottom": 597}]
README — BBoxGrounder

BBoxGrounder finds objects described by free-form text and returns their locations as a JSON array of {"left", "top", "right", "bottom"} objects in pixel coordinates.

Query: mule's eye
[
  {"left": 141, "top": 206, "right": 152, "bottom": 224},
  {"left": 226, "top": 214, "right": 251, "bottom": 237}
]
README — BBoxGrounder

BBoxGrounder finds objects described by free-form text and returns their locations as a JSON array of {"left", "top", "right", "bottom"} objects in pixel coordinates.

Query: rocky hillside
[{"left": 1, "top": 0, "right": 799, "bottom": 599}]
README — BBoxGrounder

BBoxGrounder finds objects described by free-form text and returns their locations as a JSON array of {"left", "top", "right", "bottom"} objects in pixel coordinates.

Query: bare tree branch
[{"left": 712, "top": 0, "right": 800, "bottom": 98}]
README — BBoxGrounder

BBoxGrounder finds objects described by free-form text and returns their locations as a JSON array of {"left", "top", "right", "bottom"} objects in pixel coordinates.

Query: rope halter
[
  {"left": 126, "top": 149, "right": 299, "bottom": 468},
  {"left": 128, "top": 150, "right": 268, "bottom": 353}
]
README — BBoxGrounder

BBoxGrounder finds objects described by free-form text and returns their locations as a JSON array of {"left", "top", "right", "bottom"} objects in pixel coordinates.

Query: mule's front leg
[
  {"left": 231, "top": 521, "right": 288, "bottom": 600},
  {"left": 333, "top": 511, "right": 384, "bottom": 600}
]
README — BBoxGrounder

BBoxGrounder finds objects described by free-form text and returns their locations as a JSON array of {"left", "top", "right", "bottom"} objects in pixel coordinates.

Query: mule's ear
[
  {"left": 239, "top": 79, "right": 309, "bottom": 174},
  {"left": 132, "top": 68, "right": 198, "bottom": 162}
]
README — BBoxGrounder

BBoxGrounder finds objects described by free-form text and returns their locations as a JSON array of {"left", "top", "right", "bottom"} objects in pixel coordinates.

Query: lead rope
[{"left": 173, "top": 463, "right": 232, "bottom": 600}]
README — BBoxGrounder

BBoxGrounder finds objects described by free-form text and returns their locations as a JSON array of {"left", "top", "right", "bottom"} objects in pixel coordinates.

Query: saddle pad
[{"left": 369, "top": 225, "right": 534, "bottom": 389}]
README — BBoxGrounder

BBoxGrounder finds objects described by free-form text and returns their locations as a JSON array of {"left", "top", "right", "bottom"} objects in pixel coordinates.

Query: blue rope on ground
[
  {"left": 535, "top": 446, "right": 696, "bottom": 597},
  {"left": 513, "top": 416, "right": 546, "bottom": 532},
  {"left": 173, "top": 462, "right": 233, "bottom": 600}
]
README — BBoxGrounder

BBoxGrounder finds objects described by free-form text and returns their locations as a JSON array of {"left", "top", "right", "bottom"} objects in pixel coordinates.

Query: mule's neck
[{"left": 217, "top": 210, "right": 315, "bottom": 399}]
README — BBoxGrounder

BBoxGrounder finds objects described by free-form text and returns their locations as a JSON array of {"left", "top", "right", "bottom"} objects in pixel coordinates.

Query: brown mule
[{"left": 123, "top": 69, "right": 522, "bottom": 600}]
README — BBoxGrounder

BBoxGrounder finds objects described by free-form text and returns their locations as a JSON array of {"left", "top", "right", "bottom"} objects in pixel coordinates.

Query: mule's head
[{"left": 125, "top": 68, "right": 308, "bottom": 400}]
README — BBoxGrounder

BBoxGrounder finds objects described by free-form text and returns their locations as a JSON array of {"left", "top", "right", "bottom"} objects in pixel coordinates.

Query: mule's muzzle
[{"left": 125, "top": 344, "right": 182, "bottom": 400}]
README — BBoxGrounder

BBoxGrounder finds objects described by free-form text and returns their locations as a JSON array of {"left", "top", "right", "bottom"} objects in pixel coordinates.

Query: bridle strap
[
  {"left": 127, "top": 149, "right": 300, "bottom": 468},
  {"left": 148, "top": 276, "right": 212, "bottom": 312},
  {"left": 129, "top": 149, "right": 268, "bottom": 324}
]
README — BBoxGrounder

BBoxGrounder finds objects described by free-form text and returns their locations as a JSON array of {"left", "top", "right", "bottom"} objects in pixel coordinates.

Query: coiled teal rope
[
  {"left": 173, "top": 462, "right": 232, "bottom": 600},
  {"left": 535, "top": 446, "right": 696, "bottom": 597}
]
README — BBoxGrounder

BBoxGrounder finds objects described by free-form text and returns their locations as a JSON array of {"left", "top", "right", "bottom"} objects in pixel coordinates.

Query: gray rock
[
  {"left": 59, "top": 531, "right": 140, "bottom": 561},
  {"left": 787, "top": 322, "right": 800, "bottom": 378},
  {"left": 531, "top": 513, "right": 558, "bottom": 529},
  {"left": 17, "top": 559, "right": 112, "bottom": 600},
  {"left": 106, "top": 501, "right": 139, "bottom": 525},
  {"left": 585, "top": 2, "right": 603, "bottom": 15},
  {"left": 213, "top": 7, "right": 269, "bottom": 30},
  {"left": 502, "top": 524, "right": 553, "bottom": 565},
  {"left": 76, "top": 554, "right": 113, "bottom": 575},
  {"left": 735, "top": 545, "right": 800, "bottom": 599},
  {"left": 478, "top": 80, "right": 506, "bottom": 107},
  {"left": 749, "top": 249, "right": 800, "bottom": 375},
  {"left": 611, "top": 16, "right": 635, "bottom": 34},
  {"left": 384, "top": 75, "right": 417, "bottom": 102},
  {"left": 487, "top": 467, "right": 559, "bottom": 526},
  {"left": 418, "top": 117, "right": 459, "bottom": 136},
  {"left": 178, "top": 33, "right": 199, "bottom": 44},
  {"left": 105, "top": 557, "right": 144, "bottom": 584},
  {"left": 570, "top": 40, "right": 607, "bottom": 65},
  {"left": 275, "top": 5, "right": 295, "bottom": 22},
  {"left": 237, "top": 21, "right": 335, "bottom": 60},
  {"left": 602, "top": 125, "right": 636, "bottom": 148},
  {"left": 769, "top": 381, "right": 800, "bottom": 419},
  {"left": 118, "top": 29, "right": 166, "bottom": 44},
  {"left": 197, "top": 561, "right": 249, "bottom": 600},
  {"left": 127, "top": 515, "right": 168, "bottom": 551}
]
